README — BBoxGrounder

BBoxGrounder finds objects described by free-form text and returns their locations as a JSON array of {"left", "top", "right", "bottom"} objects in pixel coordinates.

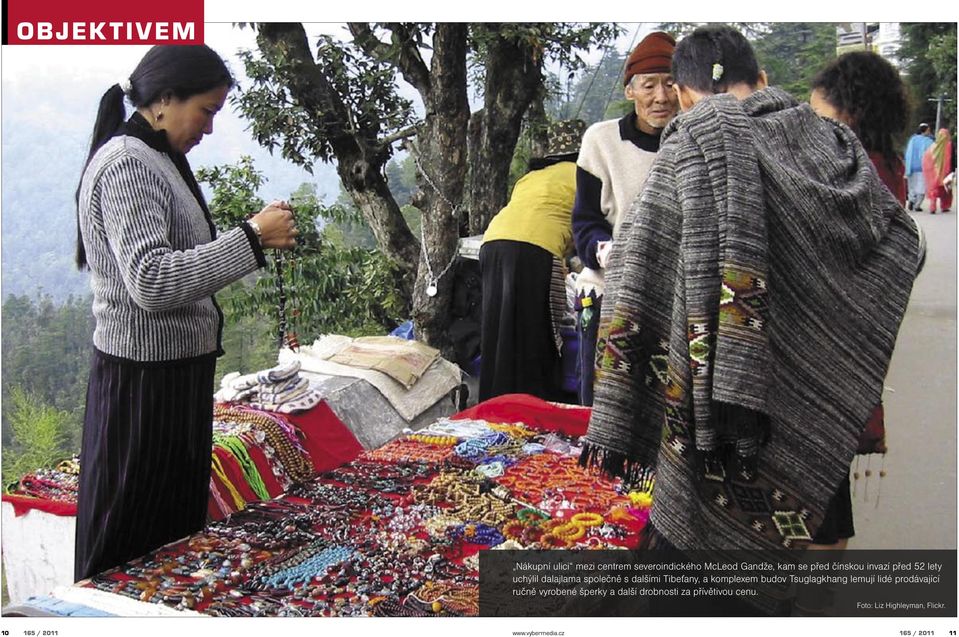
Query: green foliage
[
  {"left": 470, "top": 23, "right": 623, "bottom": 83},
  {"left": 652, "top": 23, "right": 837, "bottom": 102},
  {"left": 752, "top": 23, "right": 837, "bottom": 101},
  {"left": 197, "top": 159, "right": 408, "bottom": 355},
  {"left": 215, "top": 289, "right": 282, "bottom": 380},
  {"left": 2, "top": 387, "right": 72, "bottom": 488},
  {"left": 235, "top": 31, "right": 414, "bottom": 170},
  {"left": 900, "top": 23, "right": 957, "bottom": 131},
  {"left": 401, "top": 205, "right": 423, "bottom": 240},
  {"left": 549, "top": 51, "right": 630, "bottom": 124},
  {"left": 385, "top": 156, "right": 417, "bottom": 206},
  {"left": 196, "top": 155, "right": 267, "bottom": 225},
  {"left": 1, "top": 293, "right": 91, "bottom": 453}
]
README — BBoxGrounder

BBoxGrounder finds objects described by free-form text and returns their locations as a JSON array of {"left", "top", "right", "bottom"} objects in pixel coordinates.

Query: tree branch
[
  {"left": 255, "top": 23, "right": 353, "bottom": 144},
  {"left": 380, "top": 125, "right": 419, "bottom": 148},
  {"left": 347, "top": 22, "right": 392, "bottom": 59},
  {"left": 349, "top": 22, "right": 432, "bottom": 99}
]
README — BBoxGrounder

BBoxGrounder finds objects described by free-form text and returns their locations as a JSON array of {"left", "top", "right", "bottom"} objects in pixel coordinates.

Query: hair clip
[
  {"left": 711, "top": 63, "right": 724, "bottom": 82},
  {"left": 117, "top": 76, "right": 133, "bottom": 96}
]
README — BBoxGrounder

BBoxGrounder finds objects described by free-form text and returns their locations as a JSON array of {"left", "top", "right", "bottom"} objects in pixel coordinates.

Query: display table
[
  {"left": 14, "top": 395, "right": 652, "bottom": 617},
  {"left": 1, "top": 398, "right": 366, "bottom": 605}
]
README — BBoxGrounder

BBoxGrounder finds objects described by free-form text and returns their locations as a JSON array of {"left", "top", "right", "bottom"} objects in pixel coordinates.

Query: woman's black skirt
[
  {"left": 74, "top": 349, "right": 216, "bottom": 581},
  {"left": 479, "top": 240, "right": 562, "bottom": 402}
]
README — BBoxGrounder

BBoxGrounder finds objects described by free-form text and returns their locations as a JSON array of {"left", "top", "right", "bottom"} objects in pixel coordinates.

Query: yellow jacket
[{"left": 482, "top": 161, "right": 576, "bottom": 259}]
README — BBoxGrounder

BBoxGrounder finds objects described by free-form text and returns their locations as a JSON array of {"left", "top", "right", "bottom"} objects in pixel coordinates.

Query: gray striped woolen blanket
[{"left": 581, "top": 87, "right": 920, "bottom": 553}]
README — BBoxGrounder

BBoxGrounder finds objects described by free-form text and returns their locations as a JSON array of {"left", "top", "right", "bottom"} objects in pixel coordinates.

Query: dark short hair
[
  {"left": 75, "top": 45, "right": 234, "bottom": 269},
  {"left": 672, "top": 25, "right": 760, "bottom": 93},
  {"left": 918, "top": 123, "right": 930, "bottom": 134},
  {"left": 810, "top": 51, "right": 909, "bottom": 163}
]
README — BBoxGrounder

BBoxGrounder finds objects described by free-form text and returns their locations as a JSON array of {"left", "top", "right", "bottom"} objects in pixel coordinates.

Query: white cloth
[{"left": 279, "top": 337, "right": 461, "bottom": 422}]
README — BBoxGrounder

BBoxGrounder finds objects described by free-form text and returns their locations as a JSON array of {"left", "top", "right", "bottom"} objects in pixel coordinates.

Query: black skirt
[
  {"left": 74, "top": 349, "right": 216, "bottom": 581},
  {"left": 479, "top": 240, "right": 562, "bottom": 402}
]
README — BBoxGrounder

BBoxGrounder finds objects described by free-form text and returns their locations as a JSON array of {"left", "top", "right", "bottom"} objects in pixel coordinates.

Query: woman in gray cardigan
[{"left": 73, "top": 45, "right": 298, "bottom": 581}]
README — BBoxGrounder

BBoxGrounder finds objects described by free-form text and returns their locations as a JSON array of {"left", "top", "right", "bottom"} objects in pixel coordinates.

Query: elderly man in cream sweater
[{"left": 571, "top": 31, "right": 679, "bottom": 405}]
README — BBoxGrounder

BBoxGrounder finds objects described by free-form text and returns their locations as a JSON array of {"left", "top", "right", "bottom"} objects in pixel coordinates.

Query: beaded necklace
[
  {"left": 322, "top": 459, "right": 436, "bottom": 495},
  {"left": 209, "top": 475, "right": 234, "bottom": 517},
  {"left": 407, "top": 580, "right": 480, "bottom": 616},
  {"left": 363, "top": 438, "right": 455, "bottom": 465},
  {"left": 214, "top": 419, "right": 295, "bottom": 491},
  {"left": 287, "top": 481, "right": 394, "bottom": 515},
  {"left": 495, "top": 453, "right": 629, "bottom": 514},
  {"left": 447, "top": 522, "right": 504, "bottom": 546},
  {"left": 420, "top": 418, "right": 494, "bottom": 439},
  {"left": 486, "top": 422, "right": 538, "bottom": 440},
  {"left": 257, "top": 543, "right": 354, "bottom": 590},
  {"left": 214, "top": 406, "right": 313, "bottom": 483}
]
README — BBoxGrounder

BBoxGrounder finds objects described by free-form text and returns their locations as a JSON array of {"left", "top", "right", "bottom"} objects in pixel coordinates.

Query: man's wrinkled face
[{"left": 625, "top": 73, "right": 679, "bottom": 134}]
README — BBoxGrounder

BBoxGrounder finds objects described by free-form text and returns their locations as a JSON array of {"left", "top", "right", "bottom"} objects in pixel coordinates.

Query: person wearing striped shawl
[{"left": 581, "top": 26, "right": 922, "bottom": 613}]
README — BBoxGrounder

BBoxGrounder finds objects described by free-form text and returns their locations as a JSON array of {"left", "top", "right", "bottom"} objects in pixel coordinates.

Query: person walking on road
[
  {"left": 904, "top": 123, "right": 934, "bottom": 210},
  {"left": 923, "top": 128, "right": 954, "bottom": 214}
]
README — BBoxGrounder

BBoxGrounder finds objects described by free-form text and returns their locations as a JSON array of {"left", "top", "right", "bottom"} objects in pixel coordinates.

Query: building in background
[{"left": 836, "top": 23, "right": 903, "bottom": 69}]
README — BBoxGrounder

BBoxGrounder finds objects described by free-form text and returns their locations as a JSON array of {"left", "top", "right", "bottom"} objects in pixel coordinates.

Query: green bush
[{"left": 2, "top": 387, "right": 72, "bottom": 488}]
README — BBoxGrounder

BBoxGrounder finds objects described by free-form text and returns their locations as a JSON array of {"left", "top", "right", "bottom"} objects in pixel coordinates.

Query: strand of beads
[
  {"left": 214, "top": 406, "right": 314, "bottom": 482},
  {"left": 420, "top": 418, "right": 494, "bottom": 439},
  {"left": 261, "top": 545, "right": 354, "bottom": 590},
  {"left": 406, "top": 580, "right": 480, "bottom": 616},
  {"left": 383, "top": 503, "right": 441, "bottom": 536},
  {"left": 364, "top": 438, "right": 455, "bottom": 465},
  {"left": 453, "top": 431, "right": 512, "bottom": 462},
  {"left": 406, "top": 433, "right": 459, "bottom": 446},
  {"left": 486, "top": 422, "right": 538, "bottom": 440},
  {"left": 448, "top": 522, "right": 504, "bottom": 546},
  {"left": 323, "top": 459, "right": 436, "bottom": 494},
  {"left": 287, "top": 481, "right": 392, "bottom": 513},
  {"left": 411, "top": 468, "right": 485, "bottom": 507},
  {"left": 447, "top": 491, "right": 516, "bottom": 527},
  {"left": 495, "top": 453, "right": 630, "bottom": 514},
  {"left": 237, "top": 429, "right": 294, "bottom": 490}
]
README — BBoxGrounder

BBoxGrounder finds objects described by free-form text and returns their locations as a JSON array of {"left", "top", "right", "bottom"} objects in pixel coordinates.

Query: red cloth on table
[
  {"left": 451, "top": 393, "right": 591, "bottom": 437},
  {"left": 283, "top": 400, "right": 364, "bottom": 472},
  {"left": 2, "top": 493, "right": 77, "bottom": 517}
]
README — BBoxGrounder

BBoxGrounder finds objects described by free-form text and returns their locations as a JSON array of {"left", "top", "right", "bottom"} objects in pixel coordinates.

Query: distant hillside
[{"left": 1, "top": 78, "right": 340, "bottom": 302}]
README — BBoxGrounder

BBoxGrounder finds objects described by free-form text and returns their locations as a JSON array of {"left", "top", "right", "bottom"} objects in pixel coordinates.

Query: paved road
[{"left": 851, "top": 203, "right": 957, "bottom": 549}]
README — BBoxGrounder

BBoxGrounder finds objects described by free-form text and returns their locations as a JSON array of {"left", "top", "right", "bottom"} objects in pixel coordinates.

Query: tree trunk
[
  {"left": 409, "top": 24, "right": 470, "bottom": 357},
  {"left": 526, "top": 92, "right": 550, "bottom": 159},
  {"left": 466, "top": 27, "right": 545, "bottom": 236},
  {"left": 255, "top": 23, "right": 419, "bottom": 288},
  {"left": 335, "top": 149, "right": 420, "bottom": 280}
]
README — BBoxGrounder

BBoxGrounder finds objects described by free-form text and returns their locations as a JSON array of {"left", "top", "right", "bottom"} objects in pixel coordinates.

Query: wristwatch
[{"left": 247, "top": 220, "right": 263, "bottom": 243}]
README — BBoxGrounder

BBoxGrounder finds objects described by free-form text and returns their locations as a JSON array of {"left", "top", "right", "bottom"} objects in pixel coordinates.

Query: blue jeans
[{"left": 575, "top": 292, "right": 602, "bottom": 406}]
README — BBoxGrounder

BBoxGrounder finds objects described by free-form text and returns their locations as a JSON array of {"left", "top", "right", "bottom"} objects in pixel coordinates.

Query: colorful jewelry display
[{"left": 80, "top": 410, "right": 653, "bottom": 617}]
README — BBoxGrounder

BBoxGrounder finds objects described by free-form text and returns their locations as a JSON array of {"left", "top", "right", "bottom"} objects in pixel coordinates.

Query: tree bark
[
  {"left": 466, "top": 26, "right": 545, "bottom": 236},
  {"left": 408, "top": 23, "right": 470, "bottom": 357}
]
